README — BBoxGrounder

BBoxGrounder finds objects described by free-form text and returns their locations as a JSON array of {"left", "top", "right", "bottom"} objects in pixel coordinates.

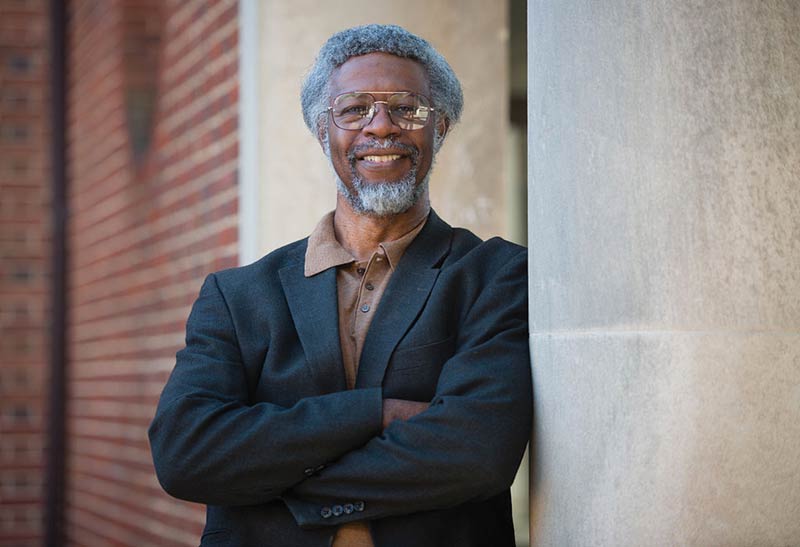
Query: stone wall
[{"left": 527, "top": 2, "right": 800, "bottom": 544}]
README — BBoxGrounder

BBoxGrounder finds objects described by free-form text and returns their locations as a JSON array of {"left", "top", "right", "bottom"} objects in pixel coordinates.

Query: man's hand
[{"left": 381, "top": 398, "right": 428, "bottom": 430}]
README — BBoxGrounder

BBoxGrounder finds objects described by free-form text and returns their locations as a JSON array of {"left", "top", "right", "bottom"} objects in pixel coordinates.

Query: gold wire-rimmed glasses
[{"left": 328, "top": 91, "right": 435, "bottom": 131}]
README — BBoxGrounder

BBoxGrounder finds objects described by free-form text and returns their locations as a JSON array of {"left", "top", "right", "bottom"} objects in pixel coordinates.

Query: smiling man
[{"left": 149, "top": 24, "right": 531, "bottom": 547}]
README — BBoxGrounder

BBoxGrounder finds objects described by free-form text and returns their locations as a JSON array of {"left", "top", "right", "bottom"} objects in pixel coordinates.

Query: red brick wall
[
  {"left": 0, "top": 0, "right": 49, "bottom": 544},
  {"left": 65, "top": 0, "right": 238, "bottom": 544}
]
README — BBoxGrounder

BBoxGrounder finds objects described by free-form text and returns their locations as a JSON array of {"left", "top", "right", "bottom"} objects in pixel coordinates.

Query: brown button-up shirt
[{"left": 304, "top": 211, "right": 427, "bottom": 546}]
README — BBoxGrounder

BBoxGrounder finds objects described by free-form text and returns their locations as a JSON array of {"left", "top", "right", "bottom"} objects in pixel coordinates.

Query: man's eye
[
  {"left": 393, "top": 105, "right": 416, "bottom": 115},
  {"left": 340, "top": 105, "right": 370, "bottom": 116}
]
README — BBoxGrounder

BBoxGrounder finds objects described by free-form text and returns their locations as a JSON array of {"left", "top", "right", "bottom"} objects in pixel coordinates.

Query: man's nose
[{"left": 363, "top": 102, "right": 400, "bottom": 138}]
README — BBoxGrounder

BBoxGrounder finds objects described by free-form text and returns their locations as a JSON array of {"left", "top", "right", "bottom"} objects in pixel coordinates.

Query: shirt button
[
  {"left": 360, "top": 304, "right": 370, "bottom": 313},
  {"left": 321, "top": 507, "right": 332, "bottom": 518},
  {"left": 365, "top": 282, "right": 374, "bottom": 290},
  {"left": 332, "top": 504, "right": 344, "bottom": 516},
  {"left": 357, "top": 267, "right": 366, "bottom": 275},
  {"left": 303, "top": 467, "right": 314, "bottom": 477}
]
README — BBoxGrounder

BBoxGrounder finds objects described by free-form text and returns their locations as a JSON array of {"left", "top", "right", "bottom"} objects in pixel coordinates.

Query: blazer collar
[
  {"left": 278, "top": 209, "right": 453, "bottom": 394},
  {"left": 279, "top": 259, "right": 346, "bottom": 393},
  {"left": 356, "top": 209, "right": 453, "bottom": 389}
]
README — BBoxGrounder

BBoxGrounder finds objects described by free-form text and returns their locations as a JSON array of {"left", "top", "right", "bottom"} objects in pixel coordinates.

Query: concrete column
[{"left": 527, "top": 2, "right": 800, "bottom": 545}]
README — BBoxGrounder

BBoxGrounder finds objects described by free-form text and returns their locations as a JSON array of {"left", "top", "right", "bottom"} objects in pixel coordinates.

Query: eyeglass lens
[{"left": 331, "top": 92, "right": 432, "bottom": 130}]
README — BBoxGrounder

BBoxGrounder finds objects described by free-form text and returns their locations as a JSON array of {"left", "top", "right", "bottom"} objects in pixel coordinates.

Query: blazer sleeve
[
  {"left": 148, "top": 273, "right": 383, "bottom": 506},
  {"left": 282, "top": 248, "right": 532, "bottom": 527}
]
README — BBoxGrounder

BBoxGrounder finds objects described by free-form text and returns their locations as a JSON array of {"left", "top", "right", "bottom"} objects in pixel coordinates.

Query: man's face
[{"left": 323, "top": 52, "right": 440, "bottom": 216}]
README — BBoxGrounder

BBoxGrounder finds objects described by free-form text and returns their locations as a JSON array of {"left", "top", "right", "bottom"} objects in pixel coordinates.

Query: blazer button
[
  {"left": 320, "top": 507, "right": 332, "bottom": 518},
  {"left": 332, "top": 504, "right": 344, "bottom": 516},
  {"left": 343, "top": 503, "right": 354, "bottom": 514},
  {"left": 354, "top": 501, "right": 365, "bottom": 512},
  {"left": 303, "top": 467, "right": 315, "bottom": 477}
]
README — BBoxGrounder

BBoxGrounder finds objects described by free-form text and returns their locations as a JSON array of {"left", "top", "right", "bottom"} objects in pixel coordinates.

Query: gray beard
[
  {"left": 326, "top": 137, "right": 431, "bottom": 217},
  {"left": 335, "top": 171, "right": 430, "bottom": 217}
]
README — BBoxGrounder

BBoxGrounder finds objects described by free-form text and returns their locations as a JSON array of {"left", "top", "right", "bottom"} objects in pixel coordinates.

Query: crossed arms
[{"left": 148, "top": 248, "right": 531, "bottom": 527}]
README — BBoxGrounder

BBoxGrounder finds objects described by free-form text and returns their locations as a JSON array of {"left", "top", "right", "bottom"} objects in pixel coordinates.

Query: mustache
[{"left": 347, "top": 139, "right": 419, "bottom": 163}]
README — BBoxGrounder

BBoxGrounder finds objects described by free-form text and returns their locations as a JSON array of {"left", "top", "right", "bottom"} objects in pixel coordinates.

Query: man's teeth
[{"left": 362, "top": 154, "right": 401, "bottom": 163}]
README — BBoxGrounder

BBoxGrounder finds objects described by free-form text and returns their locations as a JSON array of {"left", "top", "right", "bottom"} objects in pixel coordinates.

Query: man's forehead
[{"left": 329, "top": 52, "right": 430, "bottom": 96}]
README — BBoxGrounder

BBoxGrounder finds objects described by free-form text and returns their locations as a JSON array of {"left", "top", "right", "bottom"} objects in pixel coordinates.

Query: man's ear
[
  {"left": 435, "top": 116, "right": 450, "bottom": 141},
  {"left": 316, "top": 123, "right": 328, "bottom": 152}
]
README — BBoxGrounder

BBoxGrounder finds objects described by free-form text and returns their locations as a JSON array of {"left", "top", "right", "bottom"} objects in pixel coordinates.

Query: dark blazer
[{"left": 148, "top": 211, "right": 532, "bottom": 547}]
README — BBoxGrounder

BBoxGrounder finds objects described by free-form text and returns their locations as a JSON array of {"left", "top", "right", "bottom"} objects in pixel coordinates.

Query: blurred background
[
  {"left": 0, "top": 0, "right": 528, "bottom": 545},
  {"left": 4, "top": 1, "right": 800, "bottom": 546}
]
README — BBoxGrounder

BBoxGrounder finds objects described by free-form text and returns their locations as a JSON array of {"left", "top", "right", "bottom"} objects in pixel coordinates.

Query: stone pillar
[{"left": 527, "top": 2, "right": 800, "bottom": 545}]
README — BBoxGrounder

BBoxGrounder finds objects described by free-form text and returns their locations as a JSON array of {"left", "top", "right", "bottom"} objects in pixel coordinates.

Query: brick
[
  {"left": 0, "top": 0, "right": 48, "bottom": 543},
  {"left": 57, "top": 1, "right": 240, "bottom": 544},
  {"left": 0, "top": 0, "right": 240, "bottom": 543}
]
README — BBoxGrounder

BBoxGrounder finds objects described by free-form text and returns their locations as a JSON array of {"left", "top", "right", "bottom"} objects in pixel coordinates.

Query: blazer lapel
[
  {"left": 279, "top": 246, "right": 347, "bottom": 394},
  {"left": 355, "top": 211, "right": 453, "bottom": 389}
]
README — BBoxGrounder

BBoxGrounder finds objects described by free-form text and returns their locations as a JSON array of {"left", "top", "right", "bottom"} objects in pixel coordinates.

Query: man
[{"left": 149, "top": 24, "right": 531, "bottom": 547}]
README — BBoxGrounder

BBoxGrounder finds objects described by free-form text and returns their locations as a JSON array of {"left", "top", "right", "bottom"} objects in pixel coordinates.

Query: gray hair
[{"left": 301, "top": 24, "right": 463, "bottom": 140}]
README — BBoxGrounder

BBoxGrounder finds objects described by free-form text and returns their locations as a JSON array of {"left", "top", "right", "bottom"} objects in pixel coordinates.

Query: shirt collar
[
  {"left": 378, "top": 216, "right": 427, "bottom": 271},
  {"left": 305, "top": 211, "right": 354, "bottom": 277},
  {"left": 304, "top": 211, "right": 429, "bottom": 277}
]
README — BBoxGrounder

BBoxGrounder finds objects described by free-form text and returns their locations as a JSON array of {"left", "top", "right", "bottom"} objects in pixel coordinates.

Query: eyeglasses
[{"left": 328, "top": 91, "right": 435, "bottom": 131}]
